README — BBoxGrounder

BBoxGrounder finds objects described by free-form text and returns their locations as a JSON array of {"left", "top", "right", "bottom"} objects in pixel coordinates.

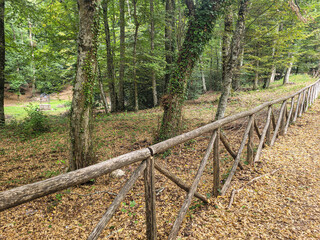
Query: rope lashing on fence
[{"left": 0, "top": 79, "right": 319, "bottom": 240}]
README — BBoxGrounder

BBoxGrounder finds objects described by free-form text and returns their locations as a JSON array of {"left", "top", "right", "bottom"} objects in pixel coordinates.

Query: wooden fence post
[
  {"left": 284, "top": 97, "right": 295, "bottom": 134},
  {"left": 299, "top": 90, "right": 306, "bottom": 117},
  {"left": 247, "top": 115, "right": 254, "bottom": 165},
  {"left": 293, "top": 92, "right": 302, "bottom": 122},
  {"left": 144, "top": 156, "right": 157, "bottom": 240},
  {"left": 279, "top": 103, "right": 287, "bottom": 136},
  {"left": 213, "top": 129, "right": 220, "bottom": 197},
  {"left": 271, "top": 100, "right": 287, "bottom": 146}
]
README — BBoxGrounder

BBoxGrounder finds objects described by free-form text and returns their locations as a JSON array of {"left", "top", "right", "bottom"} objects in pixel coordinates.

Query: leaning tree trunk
[
  {"left": 102, "top": 0, "right": 117, "bottom": 112},
  {"left": 159, "top": 0, "right": 229, "bottom": 140},
  {"left": 69, "top": 0, "right": 99, "bottom": 171},
  {"left": 0, "top": 0, "right": 4, "bottom": 126},
  {"left": 215, "top": 0, "right": 249, "bottom": 120},
  {"left": 118, "top": 0, "right": 125, "bottom": 110}
]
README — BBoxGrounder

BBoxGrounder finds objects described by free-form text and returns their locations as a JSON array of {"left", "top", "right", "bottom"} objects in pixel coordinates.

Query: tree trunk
[
  {"left": 119, "top": 0, "right": 125, "bottom": 110},
  {"left": 28, "top": 21, "right": 36, "bottom": 97},
  {"left": 102, "top": 0, "right": 117, "bottom": 112},
  {"left": 164, "top": 0, "right": 175, "bottom": 94},
  {"left": 150, "top": 0, "right": 158, "bottom": 106},
  {"left": 215, "top": 0, "right": 249, "bottom": 120},
  {"left": 222, "top": 6, "right": 233, "bottom": 82},
  {"left": 97, "top": 63, "right": 109, "bottom": 114},
  {"left": 253, "top": 59, "right": 259, "bottom": 90},
  {"left": 232, "top": 46, "right": 244, "bottom": 91},
  {"left": 69, "top": 0, "right": 99, "bottom": 171},
  {"left": 200, "top": 59, "right": 207, "bottom": 93},
  {"left": 159, "top": 0, "right": 230, "bottom": 140},
  {"left": 283, "top": 54, "right": 293, "bottom": 85},
  {"left": 132, "top": 0, "right": 139, "bottom": 112},
  {"left": 0, "top": 0, "right": 4, "bottom": 126}
]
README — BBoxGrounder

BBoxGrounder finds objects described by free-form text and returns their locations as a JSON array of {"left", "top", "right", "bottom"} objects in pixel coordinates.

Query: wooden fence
[{"left": 1, "top": 79, "right": 320, "bottom": 240}]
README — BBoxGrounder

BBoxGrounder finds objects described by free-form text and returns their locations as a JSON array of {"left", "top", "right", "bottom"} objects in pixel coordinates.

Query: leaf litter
[{"left": 0, "top": 85, "right": 320, "bottom": 239}]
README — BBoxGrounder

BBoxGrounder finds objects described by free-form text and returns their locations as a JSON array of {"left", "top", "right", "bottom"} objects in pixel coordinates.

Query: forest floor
[{"left": 0, "top": 75, "right": 320, "bottom": 239}]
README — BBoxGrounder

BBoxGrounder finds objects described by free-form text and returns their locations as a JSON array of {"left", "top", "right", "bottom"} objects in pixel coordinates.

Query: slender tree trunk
[
  {"left": 102, "top": 0, "right": 117, "bottom": 112},
  {"left": 164, "top": 0, "right": 175, "bottom": 94},
  {"left": 97, "top": 63, "right": 109, "bottom": 114},
  {"left": 253, "top": 59, "right": 259, "bottom": 90},
  {"left": 222, "top": 7, "right": 233, "bottom": 82},
  {"left": 28, "top": 21, "right": 36, "bottom": 97},
  {"left": 200, "top": 59, "right": 207, "bottom": 93},
  {"left": 215, "top": 0, "right": 249, "bottom": 120},
  {"left": 132, "top": 0, "right": 139, "bottom": 112},
  {"left": 0, "top": 0, "right": 4, "bottom": 126},
  {"left": 119, "top": 0, "right": 125, "bottom": 110},
  {"left": 150, "top": 0, "right": 158, "bottom": 106},
  {"left": 283, "top": 53, "right": 293, "bottom": 85},
  {"left": 159, "top": 0, "right": 229, "bottom": 140},
  {"left": 232, "top": 46, "right": 244, "bottom": 91},
  {"left": 69, "top": 0, "right": 99, "bottom": 171}
]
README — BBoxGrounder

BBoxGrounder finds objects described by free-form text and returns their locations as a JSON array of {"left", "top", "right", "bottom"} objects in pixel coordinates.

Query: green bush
[{"left": 22, "top": 104, "right": 50, "bottom": 135}]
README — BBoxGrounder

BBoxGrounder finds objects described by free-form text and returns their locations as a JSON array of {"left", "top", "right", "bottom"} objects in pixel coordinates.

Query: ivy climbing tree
[
  {"left": 158, "top": 0, "right": 229, "bottom": 140},
  {"left": 69, "top": 0, "right": 100, "bottom": 170}
]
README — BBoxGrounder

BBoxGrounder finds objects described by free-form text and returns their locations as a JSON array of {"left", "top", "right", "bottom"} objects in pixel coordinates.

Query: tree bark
[
  {"left": 70, "top": 0, "right": 99, "bottom": 171},
  {"left": 132, "top": 0, "right": 139, "bottom": 112},
  {"left": 150, "top": 0, "right": 158, "bottom": 106},
  {"left": 283, "top": 53, "right": 293, "bottom": 85},
  {"left": 222, "top": 7, "right": 233, "bottom": 83},
  {"left": 28, "top": 21, "right": 36, "bottom": 97},
  {"left": 97, "top": 63, "right": 109, "bottom": 114},
  {"left": 253, "top": 59, "right": 259, "bottom": 90},
  {"left": 102, "top": 0, "right": 117, "bottom": 112},
  {"left": 118, "top": 0, "right": 125, "bottom": 110},
  {"left": 159, "top": 0, "right": 230, "bottom": 140},
  {"left": 164, "top": 0, "right": 175, "bottom": 94},
  {"left": 0, "top": 0, "right": 4, "bottom": 126},
  {"left": 200, "top": 59, "right": 207, "bottom": 93},
  {"left": 215, "top": 0, "right": 249, "bottom": 120}
]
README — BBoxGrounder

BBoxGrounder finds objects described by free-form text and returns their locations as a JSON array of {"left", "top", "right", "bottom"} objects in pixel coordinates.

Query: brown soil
[{"left": 4, "top": 86, "right": 73, "bottom": 107}]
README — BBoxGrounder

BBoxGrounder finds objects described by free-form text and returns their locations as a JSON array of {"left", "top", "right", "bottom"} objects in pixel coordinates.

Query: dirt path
[{"left": 185, "top": 101, "right": 320, "bottom": 239}]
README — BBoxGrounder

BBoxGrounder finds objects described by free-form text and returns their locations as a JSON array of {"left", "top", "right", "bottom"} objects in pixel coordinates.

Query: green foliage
[{"left": 9, "top": 104, "right": 50, "bottom": 138}]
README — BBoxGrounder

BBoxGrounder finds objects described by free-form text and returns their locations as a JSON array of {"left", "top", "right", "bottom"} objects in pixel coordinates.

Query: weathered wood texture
[
  {"left": 87, "top": 161, "right": 146, "bottom": 240},
  {"left": 220, "top": 115, "right": 254, "bottom": 196},
  {"left": 168, "top": 131, "right": 217, "bottom": 240},
  {"left": 254, "top": 107, "right": 272, "bottom": 163},
  {"left": 213, "top": 130, "right": 220, "bottom": 197},
  {"left": 154, "top": 162, "right": 208, "bottom": 203},
  {"left": 247, "top": 115, "right": 254, "bottom": 164},
  {"left": 144, "top": 157, "right": 157, "bottom": 240},
  {"left": 220, "top": 131, "right": 237, "bottom": 159},
  {"left": 0, "top": 148, "right": 151, "bottom": 211},
  {"left": 271, "top": 101, "right": 287, "bottom": 146}
]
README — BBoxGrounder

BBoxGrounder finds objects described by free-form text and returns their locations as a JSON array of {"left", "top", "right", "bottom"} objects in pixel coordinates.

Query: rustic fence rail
[{"left": 1, "top": 79, "right": 320, "bottom": 240}]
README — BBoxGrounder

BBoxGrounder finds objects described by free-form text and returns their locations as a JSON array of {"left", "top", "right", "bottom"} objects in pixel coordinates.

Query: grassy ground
[{"left": 0, "top": 75, "right": 319, "bottom": 239}]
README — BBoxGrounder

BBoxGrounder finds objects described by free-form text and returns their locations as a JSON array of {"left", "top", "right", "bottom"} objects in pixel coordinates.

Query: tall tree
[
  {"left": 118, "top": 0, "right": 125, "bottom": 110},
  {"left": 150, "top": 0, "right": 158, "bottom": 106},
  {"left": 159, "top": 0, "right": 229, "bottom": 140},
  {"left": 0, "top": 0, "right": 4, "bottom": 126},
  {"left": 69, "top": 0, "right": 99, "bottom": 170},
  {"left": 132, "top": 0, "right": 140, "bottom": 112},
  {"left": 215, "top": 0, "right": 249, "bottom": 120},
  {"left": 102, "top": 0, "right": 117, "bottom": 112}
]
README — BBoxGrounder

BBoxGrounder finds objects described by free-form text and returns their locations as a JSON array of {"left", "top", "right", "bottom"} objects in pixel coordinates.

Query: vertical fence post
[
  {"left": 280, "top": 102, "right": 287, "bottom": 136},
  {"left": 293, "top": 92, "right": 302, "bottom": 122},
  {"left": 213, "top": 129, "right": 220, "bottom": 197},
  {"left": 299, "top": 90, "right": 306, "bottom": 117},
  {"left": 266, "top": 107, "right": 271, "bottom": 145},
  {"left": 144, "top": 156, "right": 157, "bottom": 240},
  {"left": 247, "top": 115, "right": 254, "bottom": 165}
]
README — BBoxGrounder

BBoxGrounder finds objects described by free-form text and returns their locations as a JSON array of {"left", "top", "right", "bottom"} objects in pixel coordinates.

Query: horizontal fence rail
[{"left": 1, "top": 79, "right": 320, "bottom": 240}]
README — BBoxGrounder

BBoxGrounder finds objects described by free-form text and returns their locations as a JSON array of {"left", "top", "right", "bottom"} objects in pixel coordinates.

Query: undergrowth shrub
[{"left": 9, "top": 104, "right": 51, "bottom": 138}]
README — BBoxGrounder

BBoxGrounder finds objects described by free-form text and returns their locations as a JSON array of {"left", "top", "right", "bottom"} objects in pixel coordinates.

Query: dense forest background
[{"left": 3, "top": 0, "right": 320, "bottom": 108}]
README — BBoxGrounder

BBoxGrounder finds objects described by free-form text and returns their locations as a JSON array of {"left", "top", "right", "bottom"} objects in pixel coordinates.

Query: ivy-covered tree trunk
[
  {"left": 118, "top": 0, "right": 125, "bottom": 110},
  {"left": 159, "top": 0, "right": 229, "bottom": 140},
  {"left": 102, "top": 0, "right": 117, "bottom": 112},
  {"left": 215, "top": 0, "right": 249, "bottom": 120},
  {"left": 0, "top": 0, "right": 4, "bottom": 126},
  {"left": 69, "top": 0, "right": 99, "bottom": 171}
]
